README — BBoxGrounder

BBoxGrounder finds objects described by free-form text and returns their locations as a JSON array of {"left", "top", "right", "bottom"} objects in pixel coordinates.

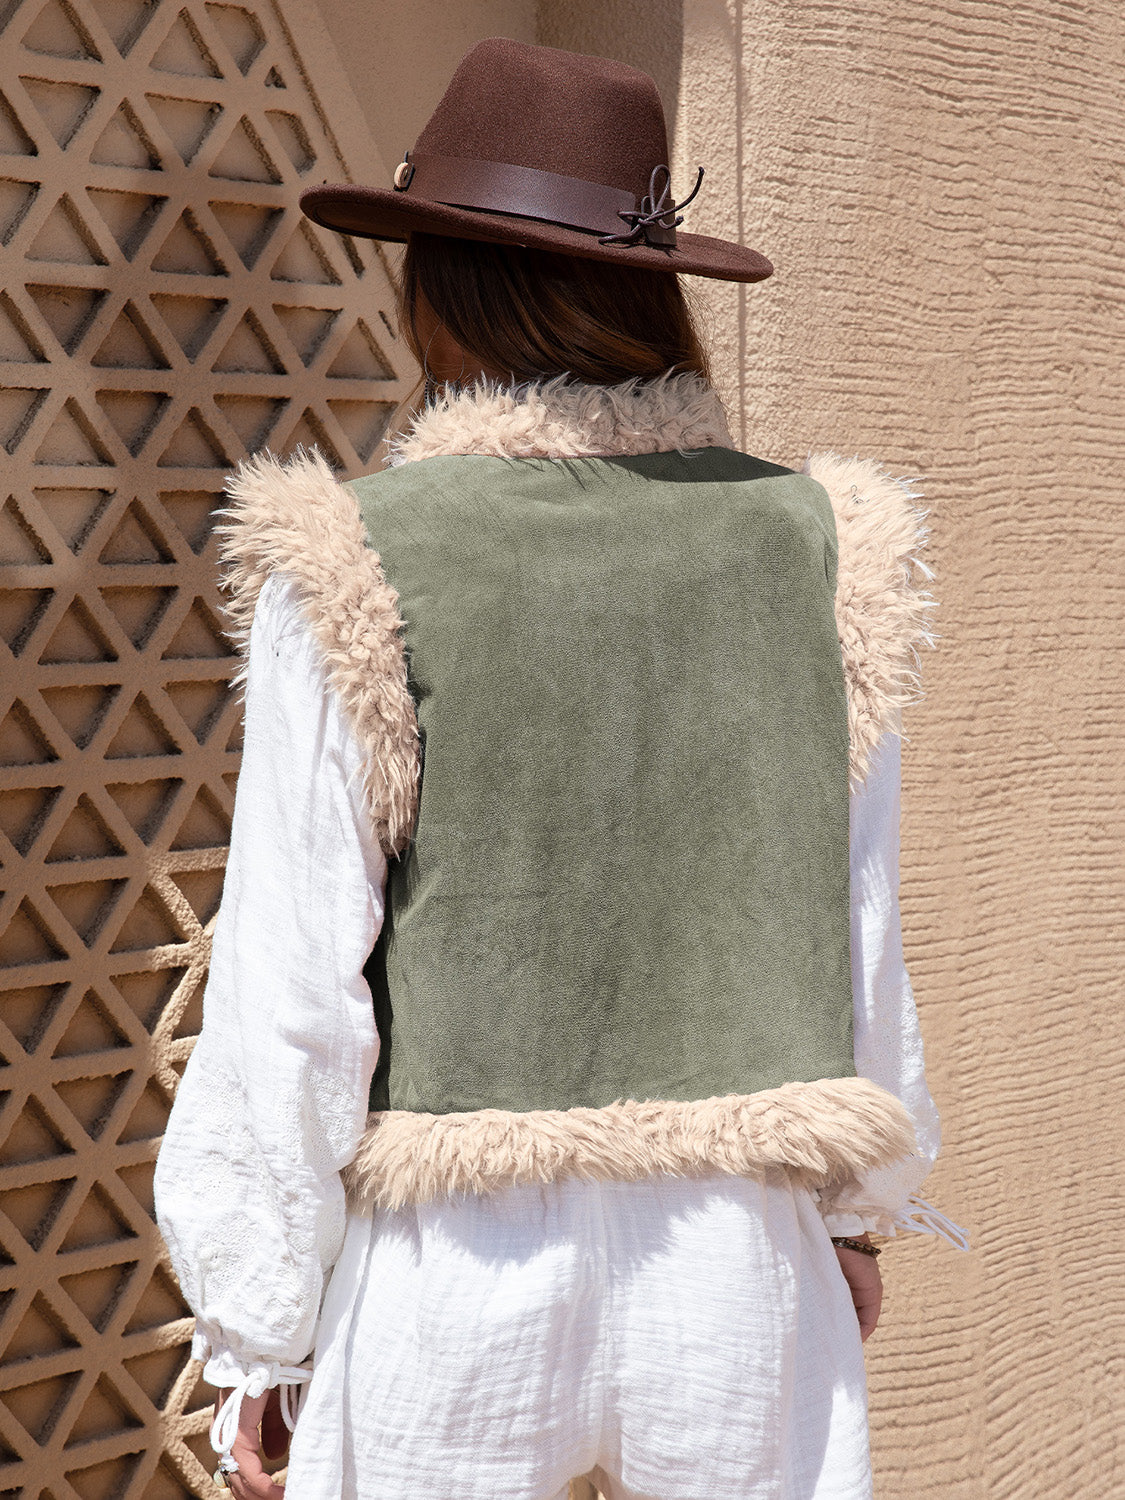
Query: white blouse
[{"left": 154, "top": 570, "right": 969, "bottom": 1412}]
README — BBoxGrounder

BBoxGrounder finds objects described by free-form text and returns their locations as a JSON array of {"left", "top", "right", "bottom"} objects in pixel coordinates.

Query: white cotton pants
[{"left": 283, "top": 1168, "right": 874, "bottom": 1500}]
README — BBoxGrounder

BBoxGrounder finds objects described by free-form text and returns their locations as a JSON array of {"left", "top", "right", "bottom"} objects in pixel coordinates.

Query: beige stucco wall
[
  {"left": 323, "top": 0, "right": 537, "bottom": 191},
  {"left": 320, "top": 2, "right": 1125, "bottom": 1494},
  {"left": 662, "top": 4, "right": 1124, "bottom": 1495}
]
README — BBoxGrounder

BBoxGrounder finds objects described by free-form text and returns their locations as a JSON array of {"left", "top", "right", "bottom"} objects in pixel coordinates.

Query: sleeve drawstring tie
[
  {"left": 886, "top": 1192, "right": 971, "bottom": 1251},
  {"left": 210, "top": 1361, "right": 313, "bottom": 1458}
]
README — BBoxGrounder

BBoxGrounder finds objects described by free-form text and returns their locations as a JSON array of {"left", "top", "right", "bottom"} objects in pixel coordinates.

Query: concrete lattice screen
[{"left": 0, "top": 0, "right": 409, "bottom": 1490}]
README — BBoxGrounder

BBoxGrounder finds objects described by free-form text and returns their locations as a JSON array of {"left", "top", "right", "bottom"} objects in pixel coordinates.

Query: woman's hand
[
  {"left": 832, "top": 1233, "right": 883, "bottom": 1341},
  {"left": 214, "top": 1388, "right": 290, "bottom": 1498}
]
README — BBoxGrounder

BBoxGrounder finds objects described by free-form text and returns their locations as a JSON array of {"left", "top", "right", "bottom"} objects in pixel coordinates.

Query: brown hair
[{"left": 397, "top": 231, "right": 712, "bottom": 388}]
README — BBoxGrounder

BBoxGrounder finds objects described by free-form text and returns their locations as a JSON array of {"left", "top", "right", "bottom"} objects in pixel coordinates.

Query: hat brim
[{"left": 299, "top": 183, "right": 773, "bottom": 284}]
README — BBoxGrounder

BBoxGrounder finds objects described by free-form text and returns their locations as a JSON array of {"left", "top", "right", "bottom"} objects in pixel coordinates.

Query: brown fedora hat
[{"left": 299, "top": 37, "right": 773, "bottom": 284}]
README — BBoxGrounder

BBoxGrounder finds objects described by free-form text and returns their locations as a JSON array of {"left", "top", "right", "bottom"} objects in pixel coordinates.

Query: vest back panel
[{"left": 351, "top": 446, "right": 854, "bottom": 1115}]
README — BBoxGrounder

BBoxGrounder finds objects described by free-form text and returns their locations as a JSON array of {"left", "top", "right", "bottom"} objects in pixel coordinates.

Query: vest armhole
[
  {"left": 213, "top": 447, "right": 421, "bottom": 855},
  {"left": 803, "top": 453, "right": 937, "bottom": 790}
]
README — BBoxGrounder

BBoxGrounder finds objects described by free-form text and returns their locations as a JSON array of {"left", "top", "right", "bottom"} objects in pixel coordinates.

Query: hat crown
[{"left": 414, "top": 37, "right": 670, "bottom": 196}]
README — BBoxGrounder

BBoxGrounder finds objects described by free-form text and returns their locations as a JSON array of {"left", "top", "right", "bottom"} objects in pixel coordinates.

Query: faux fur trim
[
  {"left": 342, "top": 1075, "right": 919, "bottom": 1213},
  {"left": 214, "top": 447, "right": 421, "bottom": 856},
  {"left": 385, "top": 370, "right": 736, "bottom": 465},
  {"left": 805, "top": 454, "right": 938, "bottom": 789}
]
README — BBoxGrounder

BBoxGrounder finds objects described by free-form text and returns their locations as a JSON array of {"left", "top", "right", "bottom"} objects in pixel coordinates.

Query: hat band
[{"left": 393, "top": 152, "right": 678, "bottom": 246}]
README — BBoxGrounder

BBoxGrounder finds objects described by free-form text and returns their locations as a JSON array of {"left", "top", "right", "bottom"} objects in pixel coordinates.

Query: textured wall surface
[
  {"left": 665, "top": 2, "right": 1125, "bottom": 1495},
  {"left": 537, "top": 0, "right": 684, "bottom": 131},
  {"left": 323, "top": 0, "right": 536, "bottom": 201}
]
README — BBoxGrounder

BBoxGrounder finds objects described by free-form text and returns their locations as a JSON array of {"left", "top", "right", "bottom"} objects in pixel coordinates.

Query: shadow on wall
[{"left": 537, "top": 0, "right": 683, "bottom": 138}]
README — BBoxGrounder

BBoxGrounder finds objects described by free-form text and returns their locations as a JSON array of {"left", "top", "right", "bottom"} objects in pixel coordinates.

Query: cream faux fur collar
[{"left": 385, "top": 369, "right": 736, "bottom": 465}]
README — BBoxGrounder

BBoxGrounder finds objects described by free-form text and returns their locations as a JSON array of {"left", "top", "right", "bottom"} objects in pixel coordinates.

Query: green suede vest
[{"left": 350, "top": 445, "right": 854, "bottom": 1115}]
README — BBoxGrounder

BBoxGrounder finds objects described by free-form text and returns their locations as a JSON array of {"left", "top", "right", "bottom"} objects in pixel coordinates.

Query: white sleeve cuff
[
  {"left": 822, "top": 1192, "right": 971, "bottom": 1251},
  {"left": 194, "top": 1326, "right": 313, "bottom": 1394},
  {"left": 196, "top": 1335, "right": 314, "bottom": 1458}
]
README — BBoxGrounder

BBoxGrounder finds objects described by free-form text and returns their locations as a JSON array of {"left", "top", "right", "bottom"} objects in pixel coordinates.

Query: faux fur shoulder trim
[
  {"left": 342, "top": 1075, "right": 919, "bottom": 1213},
  {"left": 385, "top": 369, "right": 736, "bottom": 465},
  {"left": 805, "top": 453, "right": 937, "bottom": 788},
  {"left": 214, "top": 447, "right": 421, "bottom": 856}
]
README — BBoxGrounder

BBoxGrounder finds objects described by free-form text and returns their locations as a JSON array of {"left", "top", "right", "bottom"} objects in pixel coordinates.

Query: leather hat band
[{"left": 393, "top": 152, "right": 680, "bottom": 246}]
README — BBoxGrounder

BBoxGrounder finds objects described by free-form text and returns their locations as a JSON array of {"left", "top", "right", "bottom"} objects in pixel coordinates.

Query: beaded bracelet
[{"left": 829, "top": 1235, "right": 882, "bottom": 1257}]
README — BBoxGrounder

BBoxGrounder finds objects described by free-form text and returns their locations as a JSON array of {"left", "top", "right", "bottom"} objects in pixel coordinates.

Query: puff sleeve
[
  {"left": 813, "top": 728, "right": 969, "bottom": 1249},
  {"left": 153, "top": 571, "right": 387, "bottom": 1441}
]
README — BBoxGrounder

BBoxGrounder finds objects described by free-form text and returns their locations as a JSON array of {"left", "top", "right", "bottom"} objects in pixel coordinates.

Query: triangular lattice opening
[{"left": 2, "top": 1, "right": 410, "bottom": 1491}]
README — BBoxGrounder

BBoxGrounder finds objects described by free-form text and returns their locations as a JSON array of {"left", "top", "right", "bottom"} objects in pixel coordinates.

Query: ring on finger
[{"left": 212, "top": 1455, "right": 240, "bottom": 1489}]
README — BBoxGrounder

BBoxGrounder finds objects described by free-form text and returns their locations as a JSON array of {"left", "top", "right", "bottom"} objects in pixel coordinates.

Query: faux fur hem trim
[
  {"left": 805, "top": 454, "right": 938, "bottom": 789},
  {"left": 385, "top": 370, "right": 736, "bottom": 465},
  {"left": 214, "top": 447, "right": 421, "bottom": 855},
  {"left": 341, "top": 1075, "right": 920, "bottom": 1213}
]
